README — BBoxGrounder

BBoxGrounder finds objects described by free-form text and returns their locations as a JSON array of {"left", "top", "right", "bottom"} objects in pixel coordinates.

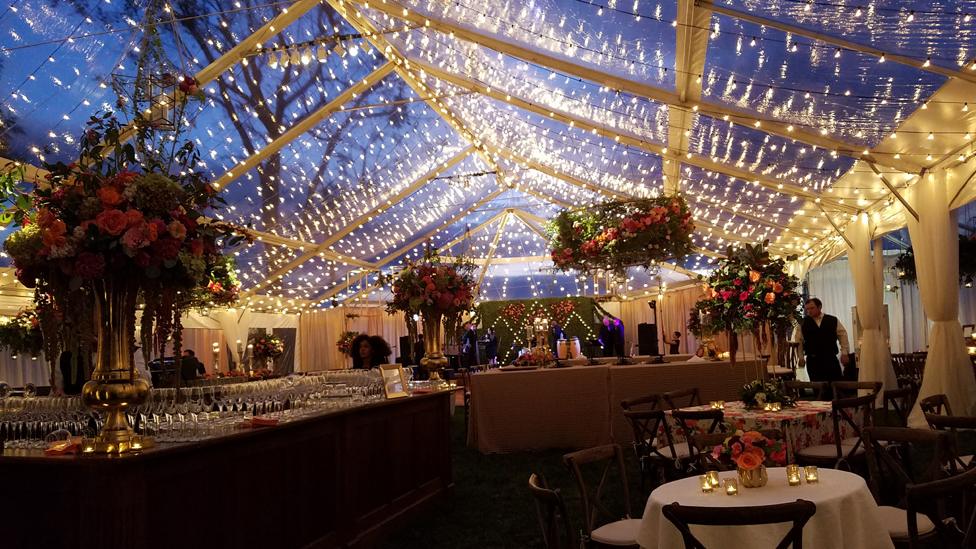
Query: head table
[{"left": 637, "top": 467, "right": 894, "bottom": 549}]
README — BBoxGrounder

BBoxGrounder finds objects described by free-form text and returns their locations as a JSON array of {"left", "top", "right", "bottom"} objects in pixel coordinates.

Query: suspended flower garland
[
  {"left": 547, "top": 196, "right": 695, "bottom": 274},
  {"left": 690, "top": 242, "right": 802, "bottom": 365}
]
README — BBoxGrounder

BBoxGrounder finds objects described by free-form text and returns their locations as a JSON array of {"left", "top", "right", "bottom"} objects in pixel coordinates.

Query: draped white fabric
[
  {"left": 847, "top": 216, "right": 897, "bottom": 401},
  {"left": 298, "top": 308, "right": 409, "bottom": 371},
  {"left": 807, "top": 257, "right": 906, "bottom": 354},
  {"left": 618, "top": 285, "right": 702, "bottom": 355},
  {"left": 906, "top": 171, "right": 976, "bottom": 425},
  {"left": 0, "top": 352, "right": 49, "bottom": 387},
  {"left": 213, "top": 309, "right": 254, "bottom": 363}
]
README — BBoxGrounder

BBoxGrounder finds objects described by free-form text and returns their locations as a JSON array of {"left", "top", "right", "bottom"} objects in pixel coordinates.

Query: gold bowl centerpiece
[{"left": 709, "top": 430, "right": 788, "bottom": 488}]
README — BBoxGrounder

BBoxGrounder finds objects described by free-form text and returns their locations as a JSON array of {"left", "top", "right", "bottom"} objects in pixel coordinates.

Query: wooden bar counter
[{"left": 0, "top": 390, "right": 453, "bottom": 549}]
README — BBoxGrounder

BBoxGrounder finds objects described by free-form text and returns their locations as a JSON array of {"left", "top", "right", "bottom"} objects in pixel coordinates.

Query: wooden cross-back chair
[
  {"left": 623, "top": 409, "right": 690, "bottom": 492},
  {"left": 528, "top": 473, "right": 577, "bottom": 549},
  {"left": 662, "top": 500, "right": 817, "bottom": 549},
  {"left": 796, "top": 391, "right": 876, "bottom": 470},
  {"left": 563, "top": 444, "right": 640, "bottom": 548},
  {"left": 662, "top": 387, "right": 701, "bottom": 410}
]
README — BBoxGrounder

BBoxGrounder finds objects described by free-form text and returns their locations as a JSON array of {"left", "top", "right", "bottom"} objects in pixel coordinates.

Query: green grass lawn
[{"left": 379, "top": 410, "right": 643, "bottom": 549}]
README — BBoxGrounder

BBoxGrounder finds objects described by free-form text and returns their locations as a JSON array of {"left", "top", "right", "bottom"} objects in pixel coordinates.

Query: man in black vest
[{"left": 793, "top": 298, "right": 850, "bottom": 392}]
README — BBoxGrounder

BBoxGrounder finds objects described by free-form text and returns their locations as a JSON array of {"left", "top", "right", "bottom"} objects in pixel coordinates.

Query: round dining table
[{"left": 636, "top": 467, "right": 895, "bottom": 549}]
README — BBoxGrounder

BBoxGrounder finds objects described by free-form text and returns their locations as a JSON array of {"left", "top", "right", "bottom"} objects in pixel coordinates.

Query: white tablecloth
[{"left": 637, "top": 468, "right": 894, "bottom": 549}]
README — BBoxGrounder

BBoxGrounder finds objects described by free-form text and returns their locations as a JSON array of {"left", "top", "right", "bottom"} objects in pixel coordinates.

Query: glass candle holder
[
  {"left": 786, "top": 464, "right": 801, "bottom": 486},
  {"left": 706, "top": 470, "right": 720, "bottom": 488},
  {"left": 724, "top": 478, "right": 738, "bottom": 495},
  {"left": 804, "top": 465, "right": 819, "bottom": 483},
  {"left": 771, "top": 402, "right": 782, "bottom": 412},
  {"left": 763, "top": 403, "right": 772, "bottom": 411},
  {"left": 716, "top": 400, "right": 724, "bottom": 409},
  {"left": 699, "top": 475, "right": 714, "bottom": 493}
]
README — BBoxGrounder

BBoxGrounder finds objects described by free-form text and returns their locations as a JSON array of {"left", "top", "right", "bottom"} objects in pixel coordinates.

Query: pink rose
[
  {"left": 167, "top": 220, "right": 187, "bottom": 240},
  {"left": 739, "top": 291, "right": 750, "bottom": 301},
  {"left": 122, "top": 225, "right": 149, "bottom": 250}
]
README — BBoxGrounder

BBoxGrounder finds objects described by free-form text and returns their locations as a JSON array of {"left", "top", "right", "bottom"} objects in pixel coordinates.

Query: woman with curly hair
[{"left": 350, "top": 334, "right": 392, "bottom": 369}]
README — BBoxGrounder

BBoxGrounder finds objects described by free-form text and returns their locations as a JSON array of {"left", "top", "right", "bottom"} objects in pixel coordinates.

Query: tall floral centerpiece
[
  {"left": 387, "top": 251, "right": 476, "bottom": 381},
  {"left": 0, "top": 308, "right": 44, "bottom": 358},
  {"left": 547, "top": 196, "right": 695, "bottom": 274},
  {"left": 252, "top": 333, "right": 284, "bottom": 372},
  {"left": 0, "top": 110, "right": 243, "bottom": 453},
  {"left": 689, "top": 243, "right": 801, "bottom": 367}
]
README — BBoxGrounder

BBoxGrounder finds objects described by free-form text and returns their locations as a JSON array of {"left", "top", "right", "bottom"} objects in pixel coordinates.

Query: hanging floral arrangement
[
  {"left": 252, "top": 334, "right": 285, "bottom": 361},
  {"left": 336, "top": 331, "right": 359, "bottom": 355},
  {"left": 547, "top": 196, "right": 695, "bottom": 273},
  {"left": 689, "top": 242, "right": 802, "bottom": 365},
  {"left": 895, "top": 233, "right": 976, "bottom": 287},
  {"left": 0, "top": 308, "right": 44, "bottom": 357}
]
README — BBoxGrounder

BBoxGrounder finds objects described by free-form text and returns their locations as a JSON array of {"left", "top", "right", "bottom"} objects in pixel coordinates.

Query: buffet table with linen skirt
[
  {"left": 467, "top": 360, "right": 755, "bottom": 453},
  {"left": 467, "top": 365, "right": 611, "bottom": 453},
  {"left": 637, "top": 467, "right": 894, "bottom": 549}
]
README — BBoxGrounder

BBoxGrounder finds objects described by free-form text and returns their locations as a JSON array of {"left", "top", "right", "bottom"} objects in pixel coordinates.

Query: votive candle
[
  {"left": 699, "top": 475, "right": 713, "bottom": 493},
  {"left": 763, "top": 403, "right": 772, "bottom": 411},
  {"left": 716, "top": 400, "right": 724, "bottom": 410},
  {"left": 804, "top": 465, "right": 819, "bottom": 483},
  {"left": 724, "top": 478, "right": 738, "bottom": 495},
  {"left": 771, "top": 402, "right": 782, "bottom": 412},
  {"left": 786, "top": 464, "right": 801, "bottom": 486},
  {"left": 706, "top": 470, "right": 720, "bottom": 488}
]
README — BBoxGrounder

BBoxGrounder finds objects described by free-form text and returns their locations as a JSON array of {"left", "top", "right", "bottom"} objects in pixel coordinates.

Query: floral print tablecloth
[{"left": 661, "top": 401, "right": 857, "bottom": 461}]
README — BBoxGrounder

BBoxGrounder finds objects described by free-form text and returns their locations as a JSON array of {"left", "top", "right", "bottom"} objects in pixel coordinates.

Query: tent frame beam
[
  {"left": 409, "top": 59, "right": 856, "bottom": 213},
  {"left": 345, "top": 0, "right": 921, "bottom": 175},
  {"left": 212, "top": 62, "right": 395, "bottom": 191},
  {"left": 703, "top": 0, "right": 976, "bottom": 85}
]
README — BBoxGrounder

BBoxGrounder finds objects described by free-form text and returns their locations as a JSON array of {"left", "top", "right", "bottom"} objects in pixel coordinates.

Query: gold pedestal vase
[
  {"left": 419, "top": 311, "right": 449, "bottom": 382},
  {"left": 81, "top": 278, "right": 152, "bottom": 454}
]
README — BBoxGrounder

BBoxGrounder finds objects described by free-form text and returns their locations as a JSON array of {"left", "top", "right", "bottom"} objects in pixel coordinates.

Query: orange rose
[
  {"left": 124, "top": 209, "right": 144, "bottom": 228},
  {"left": 95, "top": 209, "right": 128, "bottom": 236},
  {"left": 740, "top": 431, "right": 763, "bottom": 444},
  {"left": 42, "top": 219, "right": 67, "bottom": 247},
  {"left": 97, "top": 186, "right": 123, "bottom": 207},
  {"left": 749, "top": 270, "right": 761, "bottom": 282},
  {"left": 734, "top": 450, "right": 763, "bottom": 470},
  {"left": 773, "top": 282, "right": 784, "bottom": 293},
  {"left": 764, "top": 292, "right": 776, "bottom": 304}
]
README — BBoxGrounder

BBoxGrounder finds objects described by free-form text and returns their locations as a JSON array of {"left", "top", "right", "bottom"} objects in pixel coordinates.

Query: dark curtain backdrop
[{"left": 476, "top": 297, "right": 600, "bottom": 364}]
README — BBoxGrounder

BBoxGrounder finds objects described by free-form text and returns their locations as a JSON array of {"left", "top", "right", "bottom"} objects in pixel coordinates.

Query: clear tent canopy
[{"left": 1, "top": 0, "right": 975, "bottom": 311}]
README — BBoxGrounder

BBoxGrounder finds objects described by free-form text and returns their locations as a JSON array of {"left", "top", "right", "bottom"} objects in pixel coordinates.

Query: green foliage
[
  {"left": 476, "top": 297, "right": 599, "bottom": 364},
  {"left": 895, "top": 235, "right": 976, "bottom": 286}
]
